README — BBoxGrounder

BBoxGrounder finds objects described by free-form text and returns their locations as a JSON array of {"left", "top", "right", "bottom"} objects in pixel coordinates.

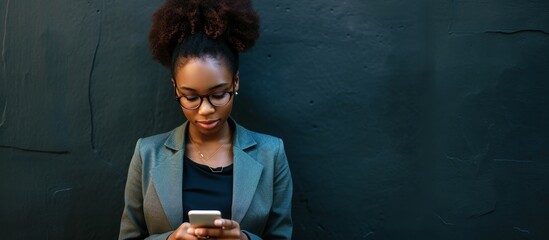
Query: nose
[{"left": 197, "top": 96, "right": 215, "bottom": 115}]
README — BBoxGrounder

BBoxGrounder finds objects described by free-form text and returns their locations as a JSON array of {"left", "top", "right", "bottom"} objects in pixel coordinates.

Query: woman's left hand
[{"left": 187, "top": 218, "right": 248, "bottom": 240}]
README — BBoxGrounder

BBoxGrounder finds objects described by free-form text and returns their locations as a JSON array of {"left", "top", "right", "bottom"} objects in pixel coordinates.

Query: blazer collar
[
  {"left": 155, "top": 118, "right": 263, "bottom": 226},
  {"left": 163, "top": 122, "right": 187, "bottom": 151},
  {"left": 163, "top": 118, "right": 257, "bottom": 151}
]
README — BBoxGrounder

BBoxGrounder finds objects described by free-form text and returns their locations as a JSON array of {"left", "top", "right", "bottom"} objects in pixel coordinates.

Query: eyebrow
[{"left": 179, "top": 83, "right": 229, "bottom": 92}]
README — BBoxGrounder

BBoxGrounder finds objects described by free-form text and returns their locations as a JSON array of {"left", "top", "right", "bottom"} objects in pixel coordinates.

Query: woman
[{"left": 119, "top": 0, "right": 293, "bottom": 239}]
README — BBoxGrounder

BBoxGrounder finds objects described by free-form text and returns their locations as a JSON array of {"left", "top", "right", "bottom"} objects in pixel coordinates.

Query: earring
[{"left": 235, "top": 92, "right": 239, "bottom": 95}]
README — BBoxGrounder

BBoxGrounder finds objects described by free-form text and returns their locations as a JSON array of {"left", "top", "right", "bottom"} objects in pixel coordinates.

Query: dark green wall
[{"left": 1, "top": 0, "right": 548, "bottom": 239}]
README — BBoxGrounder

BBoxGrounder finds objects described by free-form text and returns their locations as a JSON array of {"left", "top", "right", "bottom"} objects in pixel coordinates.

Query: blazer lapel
[
  {"left": 151, "top": 150, "right": 183, "bottom": 229},
  {"left": 232, "top": 123, "right": 264, "bottom": 223},
  {"left": 151, "top": 123, "right": 187, "bottom": 229}
]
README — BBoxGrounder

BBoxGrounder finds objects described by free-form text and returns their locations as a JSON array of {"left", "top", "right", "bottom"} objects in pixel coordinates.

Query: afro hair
[{"left": 148, "top": 0, "right": 260, "bottom": 68}]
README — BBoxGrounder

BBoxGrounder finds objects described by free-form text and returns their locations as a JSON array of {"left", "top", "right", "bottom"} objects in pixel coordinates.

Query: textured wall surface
[{"left": 1, "top": 0, "right": 548, "bottom": 239}]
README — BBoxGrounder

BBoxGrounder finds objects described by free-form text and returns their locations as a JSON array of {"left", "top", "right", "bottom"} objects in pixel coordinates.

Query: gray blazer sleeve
[
  {"left": 245, "top": 139, "right": 293, "bottom": 240},
  {"left": 119, "top": 139, "right": 174, "bottom": 240}
]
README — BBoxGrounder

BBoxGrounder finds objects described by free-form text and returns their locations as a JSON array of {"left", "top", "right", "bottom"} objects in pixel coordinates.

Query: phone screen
[{"left": 188, "top": 210, "right": 222, "bottom": 227}]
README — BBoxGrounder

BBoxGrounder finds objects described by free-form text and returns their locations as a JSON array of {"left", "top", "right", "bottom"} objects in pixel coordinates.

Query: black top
[{"left": 182, "top": 155, "right": 234, "bottom": 223}]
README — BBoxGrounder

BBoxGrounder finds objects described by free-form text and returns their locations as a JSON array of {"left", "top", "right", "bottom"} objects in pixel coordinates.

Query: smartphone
[{"left": 188, "top": 210, "right": 222, "bottom": 227}]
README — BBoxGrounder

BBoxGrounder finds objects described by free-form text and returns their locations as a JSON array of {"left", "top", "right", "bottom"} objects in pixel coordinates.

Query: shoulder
[
  {"left": 138, "top": 129, "right": 173, "bottom": 149},
  {"left": 234, "top": 123, "right": 284, "bottom": 150},
  {"left": 129, "top": 124, "right": 185, "bottom": 173},
  {"left": 235, "top": 123, "right": 292, "bottom": 182},
  {"left": 135, "top": 124, "right": 185, "bottom": 157},
  {"left": 233, "top": 123, "right": 289, "bottom": 170},
  {"left": 140, "top": 131, "right": 172, "bottom": 146}
]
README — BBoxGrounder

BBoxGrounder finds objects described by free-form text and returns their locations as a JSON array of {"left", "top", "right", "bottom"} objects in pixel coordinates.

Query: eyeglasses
[{"left": 174, "top": 84, "right": 236, "bottom": 110}]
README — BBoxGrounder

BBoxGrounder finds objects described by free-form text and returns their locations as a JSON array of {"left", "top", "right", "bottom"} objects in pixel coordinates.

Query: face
[{"left": 172, "top": 57, "right": 239, "bottom": 137}]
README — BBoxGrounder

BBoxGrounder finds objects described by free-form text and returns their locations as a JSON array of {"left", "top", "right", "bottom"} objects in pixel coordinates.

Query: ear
[{"left": 233, "top": 72, "right": 240, "bottom": 92}]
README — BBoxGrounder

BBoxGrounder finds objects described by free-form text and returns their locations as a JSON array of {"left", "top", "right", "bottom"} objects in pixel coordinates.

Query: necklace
[{"left": 188, "top": 135, "right": 226, "bottom": 173}]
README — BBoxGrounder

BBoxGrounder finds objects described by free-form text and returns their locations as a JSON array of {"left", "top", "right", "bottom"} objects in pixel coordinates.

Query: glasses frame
[{"left": 174, "top": 82, "right": 236, "bottom": 110}]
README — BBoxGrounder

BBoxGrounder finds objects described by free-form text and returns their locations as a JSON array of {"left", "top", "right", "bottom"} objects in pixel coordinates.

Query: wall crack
[
  {"left": 493, "top": 158, "right": 534, "bottom": 164},
  {"left": 88, "top": 0, "right": 104, "bottom": 151},
  {"left": 435, "top": 213, "right": 455, "bottom": 226},
  {"left": 485, "top": 29, "right": 549, "bottom": 35},
  {"left": 0, "top": 144, "right": 69, "bottom": 154},
  {"left": 0, "top": 100, "right": 6, "bottom": 128},
  {"left": 513, "top": 226, "right": 531, "bottom": 235},
  {"left": 1, "top": 0, "right": 10, "bottom": 70}
]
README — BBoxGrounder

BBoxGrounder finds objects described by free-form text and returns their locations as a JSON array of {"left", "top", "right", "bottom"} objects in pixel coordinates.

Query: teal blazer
[{"left": 119, "top": 120, "right": 293, "bottom": 240}]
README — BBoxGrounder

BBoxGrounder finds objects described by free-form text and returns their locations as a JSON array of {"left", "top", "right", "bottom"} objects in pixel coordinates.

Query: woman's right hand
[{"left": 168, "top": 222, "right": 197, "bottom": 240}]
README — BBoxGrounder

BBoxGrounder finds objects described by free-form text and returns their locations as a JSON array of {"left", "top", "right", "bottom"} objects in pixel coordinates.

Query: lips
[{"left": 196, "top": 119, "right": 220, "bottom": 130}]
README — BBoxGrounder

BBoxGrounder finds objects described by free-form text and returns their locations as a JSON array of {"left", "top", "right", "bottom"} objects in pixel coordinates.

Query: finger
[
  {"left": 194, "top": 227, "right": 223, "bottom": 237},
  {"left": 214, "top": 219, "right": 238, "bottom": 229},
  {"left": 180, "top": 222, "right": 192, "bottom": 230},
  {"left": 172, "top": 228, "right": 198, "bottom": 240},
  {"left": 216, "top": 236, "right": 243, "bottom": 240},
  {"left": 177, "top": 234, "right": 198, "bottom": 240},
  {"left": 193, "top": 227, "right": 240, "bottom": 238},
  {"left": 170, "top": 223, "right": 195, "bottom": 240},
  {"left": 194, "top": 237, "right": 211, "bottom": 240}
]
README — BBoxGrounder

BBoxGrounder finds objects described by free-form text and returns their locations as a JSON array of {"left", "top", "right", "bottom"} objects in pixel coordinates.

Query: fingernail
[{"left": 214, "top": 219, "right": 223, "bottom": 225}]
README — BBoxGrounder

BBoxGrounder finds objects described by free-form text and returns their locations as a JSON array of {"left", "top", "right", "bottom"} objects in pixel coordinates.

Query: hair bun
[{"left": 149, "top": 0, "right": 260, "bottom": 67}]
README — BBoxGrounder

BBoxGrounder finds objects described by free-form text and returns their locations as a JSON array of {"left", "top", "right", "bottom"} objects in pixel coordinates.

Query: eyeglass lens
[{"left": 179, "top": 92, "right": 232, "bottom": 109}]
